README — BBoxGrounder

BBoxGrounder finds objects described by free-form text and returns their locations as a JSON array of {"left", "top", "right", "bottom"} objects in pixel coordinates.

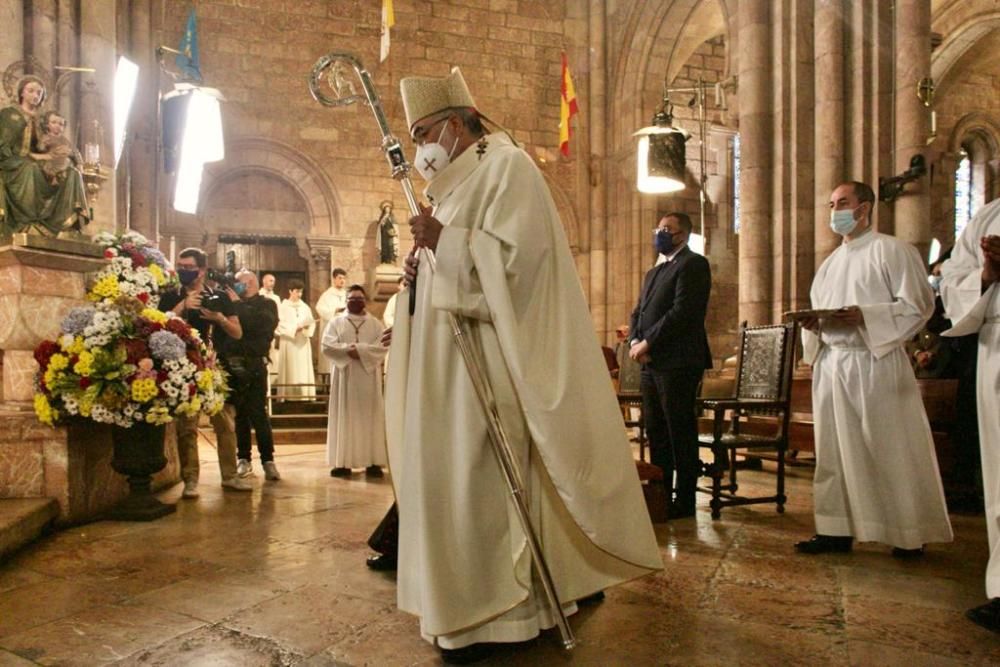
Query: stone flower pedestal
[{"left": 0, "top": 235, "right": 180, "bottom": 525}]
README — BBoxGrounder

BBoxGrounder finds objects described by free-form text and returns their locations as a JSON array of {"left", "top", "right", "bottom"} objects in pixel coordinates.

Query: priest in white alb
[
  {"left": 315, "top": 267, "right": 348, "bottom": 375},
  {"left": 276, "top": 279, "right": 316, "bottom": 400},
  {"left": 384, "top": 68, "right": 662, "bottom": 663},
  {"left": 322, "top": 284, "right": 389, "bottom": 479},
  {"left": 940, "top": 199, "right": 1000, "bottom": 632},
  {"left": 796, "top": 181, "right": 953, "bottom": 557}
]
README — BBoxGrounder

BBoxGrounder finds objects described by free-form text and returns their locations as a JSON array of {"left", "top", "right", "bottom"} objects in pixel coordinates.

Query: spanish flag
[
  {"left": 559, "top": 51, "right": 579, "bottom": 157},
  {"left": 380, "top": 0, "right": 395, "bottom": 63}
]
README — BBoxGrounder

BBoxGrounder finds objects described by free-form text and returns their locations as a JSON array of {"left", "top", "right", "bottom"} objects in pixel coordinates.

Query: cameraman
[
  {"left": 225, "top": 270, "right": 281, "bottom": 481},
  {"left": 160, "top": 247, "right": 252, "bottom": 497}
]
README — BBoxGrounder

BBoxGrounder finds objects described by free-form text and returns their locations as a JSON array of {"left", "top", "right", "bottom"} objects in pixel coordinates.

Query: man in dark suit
[{"left": 629, "top": 212, "right": 712, "bottom": 520}]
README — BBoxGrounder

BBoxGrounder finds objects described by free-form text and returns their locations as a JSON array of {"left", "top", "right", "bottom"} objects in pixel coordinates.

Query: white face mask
[
  {"left": 414, "top": 119, "right": 459, "bottom": 182},
  {"left": 829, "top": 206, "right": 860, "bottom": 236},
  {"left": 928, "top": 274, "right": 941, "bottom": 292}
]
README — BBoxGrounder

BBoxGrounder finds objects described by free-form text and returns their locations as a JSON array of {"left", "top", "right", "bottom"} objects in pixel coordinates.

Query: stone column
[
  {"left": 588, "top": 0, "right": 608, "bottom": 340},
  {"left": 127, "top": 0, "right": 158, "bottom": 243},
  {"left": 0, "top": 1, "right": 23, "bottom": 69},
  {"left": 56, "top": 0, "right": 78, "bottom": 128},
  {"left": 737, "top": 0, "right": 772, "bottom": 326},
  {"left": 30, "top": 0, "right": 56, "bottom": 75},
  {"left": 893, "top": 0, "right": 931, "bottom": 256},
  {"left": 813, "top": 0, "right": 846, "bottom": 267},
  {"left": 79, "top": 0, "right": 117, "bottom": 233}
]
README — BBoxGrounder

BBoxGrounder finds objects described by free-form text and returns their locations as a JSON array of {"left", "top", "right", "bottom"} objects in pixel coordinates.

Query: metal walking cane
[{"left": 308, "top": 51, "right": 576, "bottom": 651}]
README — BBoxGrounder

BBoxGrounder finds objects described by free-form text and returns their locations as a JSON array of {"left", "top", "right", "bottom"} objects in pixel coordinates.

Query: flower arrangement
[
  {"left": 89, "top": 230, "right": 175, "bottom": 309},
  {"left": 32, "top": 232, "right": 228, "bottom": 428}
]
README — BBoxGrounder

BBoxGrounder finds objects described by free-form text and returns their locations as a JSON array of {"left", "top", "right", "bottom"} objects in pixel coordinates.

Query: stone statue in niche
[
  {"left": 0, "top": 75, "right": 90, "bottom": 238},
  {"left": 375, "top": 200, "right": 399, "bottom": 265}
]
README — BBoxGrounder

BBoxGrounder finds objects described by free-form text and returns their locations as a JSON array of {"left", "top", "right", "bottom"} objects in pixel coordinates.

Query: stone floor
[{"left": 0, "top": 442, "right": 997, "bottom": 666}]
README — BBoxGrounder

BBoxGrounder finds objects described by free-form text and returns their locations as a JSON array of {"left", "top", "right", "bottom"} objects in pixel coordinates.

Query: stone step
[
  {"left": 271, "top": 428, "right": 328, "bottom": 445},
  {"left": 0, "top": 498, "right": 59, "bottom": 560},
  {"left": 271, "top": 414, "right": 328, "bottom": 429}
]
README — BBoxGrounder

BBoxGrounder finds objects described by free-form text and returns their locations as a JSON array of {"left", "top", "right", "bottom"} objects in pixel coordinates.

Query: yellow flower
[
  {"left": 148, "top": 263, "right": 166, "bottom": 286},
  {"left": 131, "top": 377, "right": 159, "bottom": 403},
  {"left": 43, "top": 366, "right": 60, "bottom": 389},
  {"left": 68, "top": 337, "right": 85, "bottom": 355},
  {"left": 33, "top": 394, "right": 57, "bottom": 425},
  {"left": 196, "top": 370, "right": 215, "bottom": 392},
  {"left": 91, "top": 274, "right": 120, "bottom": 300},
  {"left": 48, "top": 353, "right": 69, "bottom": 371},
  {"left": 73, "top": 351, "right": 94, "bottom": 377},
  {"left": 145, "top": 406, "right": 171, "bottom": 424},
  {"left": 79, "top": 394, "right": 94, "bottom": 417},
  {"left": 141, "top": 308, "right": 168, "bottom": 324}
]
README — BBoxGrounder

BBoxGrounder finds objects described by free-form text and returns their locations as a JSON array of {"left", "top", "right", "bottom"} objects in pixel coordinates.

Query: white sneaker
[
  {"left": 221, "top": 476, "right": 253, "bottom": 491},
  {"left": 181, "top": 480, "right": 199, "bottom": 499},
  {"left": 236, "top": 459, "right": 252, "bottom": 477},
  {"left": 262, "top": 461, "right": 281, "bottom": 481}
]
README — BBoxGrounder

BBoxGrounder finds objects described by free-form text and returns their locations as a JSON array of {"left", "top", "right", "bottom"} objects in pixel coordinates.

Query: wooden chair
[{"left": 696, "top": 321, "right": 798, "bottom": 519}]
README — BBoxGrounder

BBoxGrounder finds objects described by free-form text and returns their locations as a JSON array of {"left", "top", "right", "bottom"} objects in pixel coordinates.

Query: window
[
  {"left": 955, "top": 154, "right": 972, "bottom": 239},
  {"left": 732, "top": 133, "right": 741, "bottom": 234}
]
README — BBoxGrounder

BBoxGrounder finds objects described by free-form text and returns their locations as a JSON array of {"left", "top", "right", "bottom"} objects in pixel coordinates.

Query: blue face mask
[
  {"left": 928, "top": 274, "right": 941, "bottom": 292},
  {"left": 654, "top": 229, "right": 676, "bottom": 255},
  {"left": 177, "top": 268, "right": 200, "bottom": 286},
  {"left": 233, "top": 282, "right": 247, "bottom": 296},
  {"left": 829, "top": 207, "right": 860, "bottom": 236}
]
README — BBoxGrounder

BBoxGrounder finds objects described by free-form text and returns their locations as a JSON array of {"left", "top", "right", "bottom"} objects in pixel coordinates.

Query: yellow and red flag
[{"left": 559, "top": 51, "right": 579, "bottom": 157}]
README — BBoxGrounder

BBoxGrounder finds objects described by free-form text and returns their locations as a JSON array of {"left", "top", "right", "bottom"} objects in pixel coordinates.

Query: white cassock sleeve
[
  {"left": 297, "top": 306, "right": 316, "bottom": 340},
  {"left": 941, "top": 201, "right": 999, "bottom": 335},
  {"left": 321, "top": 320, "right": 352, "bottom": 369},
  {"left": 276, "top": 301, "right": 297, "bottom": 340},
  {"left": 857, "top": 241, "right": 934, "bottom": 359}
]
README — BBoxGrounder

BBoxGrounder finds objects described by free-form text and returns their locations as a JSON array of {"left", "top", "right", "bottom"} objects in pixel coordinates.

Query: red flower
[
  {"left": 33, "top": 340, "right": 60, "bottom": 369},
  {"left": 189, "top": 383, "right": 197, "bottom": 397},
  {"left": 122, "top": 339, "right": 150, "bottom": 364},
  {"left": 137, "top": 293, "right": 149, "bottom": 304},
  {"left": 103, "top": 248, "right": 117, "bottom": 259},
  {"left": 79, "top": 377, "right": 91, "bottom": 388}
]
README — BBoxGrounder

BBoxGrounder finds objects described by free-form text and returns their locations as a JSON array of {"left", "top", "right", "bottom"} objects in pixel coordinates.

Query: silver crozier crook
[{"left": 308, "top": 52, "right": 576, "bottom": 651}]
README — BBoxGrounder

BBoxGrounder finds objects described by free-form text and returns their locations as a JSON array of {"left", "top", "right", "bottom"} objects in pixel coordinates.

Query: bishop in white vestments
[
  {"left": 797, "top": 181, "right": 952, "bottom": 556},
  {"left": 385, "top": 68, "right": 662, "bottom": 661},
  {"left": 276, "top": 280, "right": 316, "bottom": 400},
  {"left": 322, "top": 285, "right": 389, "bottom": 475},
  {"left": 940, "top": 198, "right": 1000, "bottom": 631}
]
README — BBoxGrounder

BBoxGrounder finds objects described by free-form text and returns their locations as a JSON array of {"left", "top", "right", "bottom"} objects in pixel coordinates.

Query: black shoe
[
  {"left": 891, "top": 546, "right": 924, "bottom": 559},
  {"left": 794, "top": 534, "right": 853, "bottom": 554},
  {"left": 440, "top": 643, "right": 493, "bottom": 665},
  {"left": 967, "top": 599, "right": 1000, "bottom": 633},
  {"left": 330, "top": 467, "right": 351, "bottom": 478},
  {"left": 365, "top": 553, "right": 397, "bottom": 571},
  {"left": 578, "top": 590, "right": 605, "bottom": 605},
  {"left": 365, "top": 465, "right": 384, "bottom": 478}
]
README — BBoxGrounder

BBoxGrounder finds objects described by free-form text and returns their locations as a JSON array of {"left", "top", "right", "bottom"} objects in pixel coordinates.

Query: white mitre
[{"left": 399, "top": 67, "right": 476, "bottom": 131}]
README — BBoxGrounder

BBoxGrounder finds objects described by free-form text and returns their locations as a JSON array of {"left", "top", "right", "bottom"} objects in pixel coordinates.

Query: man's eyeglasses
[{"left": 411, "top": 115, "right": 449, "bottom": 145}]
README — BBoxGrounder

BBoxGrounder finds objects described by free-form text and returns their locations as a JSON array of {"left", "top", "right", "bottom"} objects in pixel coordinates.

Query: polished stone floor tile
[{"left": 0, "top": 443, "right": 994, "bottom": 665}]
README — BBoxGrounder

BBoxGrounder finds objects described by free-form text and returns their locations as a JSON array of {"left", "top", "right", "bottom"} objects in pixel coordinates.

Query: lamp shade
[{"left": 635, "top": 124, "right": 688, "bottom": 194}]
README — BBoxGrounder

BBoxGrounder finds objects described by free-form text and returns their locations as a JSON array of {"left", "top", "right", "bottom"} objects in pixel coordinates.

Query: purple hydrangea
[
  {"left": 61, "top": 307, "right": 95, "bottom": 335},
  {"left": 148, "top": 330, "right": 186, "bottom": 361},
  {"left": 140, "top": 246, "right": 169, "bottom": 269}
]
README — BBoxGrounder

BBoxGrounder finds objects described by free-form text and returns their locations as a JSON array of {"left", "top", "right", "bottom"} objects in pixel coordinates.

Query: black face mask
[
  {"left": 654, "top": 229, "right": 675, "bottom": 255},
  {"left": 346, "top": 300, "right": 365, "bottom": 315},
  {"left": 178, "top": 268, "right": 200, "bottom": 286}
]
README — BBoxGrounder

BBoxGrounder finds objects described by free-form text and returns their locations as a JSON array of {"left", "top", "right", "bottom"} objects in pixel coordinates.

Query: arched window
[
  {"left": 954, "top": 153, "right": 973, "bottom": 239},
  {"left": 732, "top": 133, "right": 741, "bottom": 234}
]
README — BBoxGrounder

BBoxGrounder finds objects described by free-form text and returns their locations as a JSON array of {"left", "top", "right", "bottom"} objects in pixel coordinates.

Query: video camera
[
  {"left": 202, "top": 250, "right": 238, "bottom": 312},
  {"left": 205, "top": 250, "right": 238, "bottom": 290}
]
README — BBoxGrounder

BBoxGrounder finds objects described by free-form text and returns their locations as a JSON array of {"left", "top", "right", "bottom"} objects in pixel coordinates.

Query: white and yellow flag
[{"left": 380, "top": 0, "right": 395, "bottom": 62}]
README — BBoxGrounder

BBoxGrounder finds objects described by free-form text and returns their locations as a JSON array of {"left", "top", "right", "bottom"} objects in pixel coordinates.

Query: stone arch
[
  {"left": 948, "top": 112, "right": 1000, "bottom": 157},
  {"left": 201, "top": 137, "right": 342, "bottom": 236},
  {"left": 931, "top": 14, "right": 1000, "bottom": 94}
]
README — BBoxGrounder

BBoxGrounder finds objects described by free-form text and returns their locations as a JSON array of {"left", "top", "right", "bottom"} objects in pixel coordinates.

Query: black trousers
[
  {"left": 368, "top": 502, "right": 398, "bottom": 558},
  {"left": 640, "top": 366, "right": 704, "bottom": 511},
  {"left": 230, "top": 358, "right": 275, "bottom": 463}
]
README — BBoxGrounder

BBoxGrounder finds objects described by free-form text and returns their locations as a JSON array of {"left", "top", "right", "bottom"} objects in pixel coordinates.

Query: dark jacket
[
  {"left": 230, "top": 294, "right": 278, "bottom": 358},
  {"left": 628, "top": 246, "right": 713, "bottom": 371}
]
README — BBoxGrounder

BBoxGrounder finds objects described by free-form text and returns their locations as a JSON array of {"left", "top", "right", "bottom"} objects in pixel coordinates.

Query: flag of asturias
[
  {"left": 380, "top": 0, "right": 395, "bottom": 63},
  {"left": 559, "top": 51, "right": 579, "bottom": 157},
  {"left": 176, "top": 8, "right": 202, "bottom": 82}
]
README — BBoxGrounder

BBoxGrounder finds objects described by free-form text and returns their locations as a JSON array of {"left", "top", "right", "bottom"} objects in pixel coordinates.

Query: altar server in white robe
[
  {"left": 796, "top": 181, "right": 952, "bottom": 557},
  {"left": 940, "top": 199, "right": 1000, "bottom": 632},
  {"left": 276, "top": 279, "right": 316, "bottom": 400},
  {"left": 315, "top": 268, "right": 348, "bottom": 375},
  {"left": 323, "top": 284, "right": 388, "bottom": 478},
  {"left": 384, "top": 67, "right": 662, "bottom": 663}
]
